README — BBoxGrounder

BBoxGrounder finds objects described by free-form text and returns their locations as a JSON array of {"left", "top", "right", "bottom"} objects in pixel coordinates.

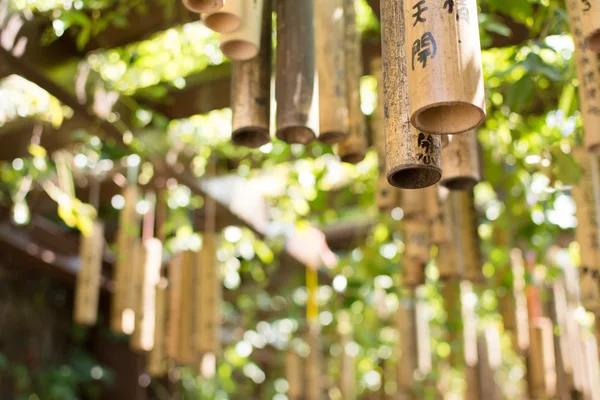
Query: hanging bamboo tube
[
  {"left": 401, "top": 189, "right": 430, "bottom": 286},
  {"left": 286, "top": 349, "right": 303, "bottom": 400},
  {"left": 380, "top": 0, "right": 442, "bottom": 188},
  {"left": 339, "top": 331, "right": 356, "bottom": 400},
  {"left": 275, "top": 0, "right": 318, "bottom": 144},
  {"left": 315, "top": 0, "right": 348, "bottom": 144},
  {"left": 415, "top": 291, "right": 432, "bottom": 376},
  {"left": 547, "top": 280, "right": 573, "bottom": 400},
  {"left": 166, "top": 254, "right": 183, "bottom": 360},
  {"left": 453, "top": 189, "right": 483, "bottom": 283},
  {"left": 182, "top": 0, "right": 223, "bottom": 13},
  {"left": 441, "top": 131, "right": 481, "bottom": 190},
  {"left": 337, "top": 0, "right": 367, "bottom": 163},
  {"left": 578, "top": 0, "right": 600, "bottom": 52},
  {"left": 527, "top": 318, "right": 557, "bottom": 399},
  {"left": 461, "top": 282, "right": 478, "bottom": 396},
  {"left": 202, "top": 0, "right": 243, "bottom": 33},
  {"left": 74, "top": 220, "right": 104, "bottom": 326},
  {"left": 566, "top": 0, "right": 600, "bottom": 151},
  {"left": 442, "top": 280, "right": 464, "bottom": 367},
  {"left": 147, "top": 278, "right": 168, "bottom": 377},
  {"left": 111, "top": 185, "right": 140, "bottom": 334},
  {"left": 475, "top": 331, "right": 501, "bottom": 400},
  {"left": 131, "top": 238, "right": 163, "bottom": 352},
  {"left": 404, "top": 0, "right": 485, "bottom": 135},
  {"left": 425, "top": 185, "right": 449, "bottom": 245},
  {"left": 177, "top": 251, "right": 197, "bottom": 365},
  {"left": 221, "top": 0, "right": 264, "bottom": 61},
  {"left": 231, "top": 0, "right": 272, "bottom": 148},
  {"left": 396, "top": 293, "right": 419, "bottom": 399},
  {"left": 305, "top": 323, "right": 322, "bottom": 400},
  {"left": 377, "top": 176, "right": 399, "bottom": 211},
  {"left": 195, "top": 231, "right": 221, "bottom": 354},
  {"left": 436, "top": 196, "right": 462, "bottom": 279}
]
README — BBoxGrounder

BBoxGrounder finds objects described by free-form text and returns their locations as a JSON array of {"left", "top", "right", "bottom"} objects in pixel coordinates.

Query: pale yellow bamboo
[
  {"left": 579, "top": 0, "right": 600, "bottom": 52},
  {"left": 220, "top": 0, "right": 264, "bottom": 61},
  {"left": 74, "top": 220, "right": 104, "bottom": 326},
  {"left": 166, "top": 254, "right": 183, "bottom": 360}
]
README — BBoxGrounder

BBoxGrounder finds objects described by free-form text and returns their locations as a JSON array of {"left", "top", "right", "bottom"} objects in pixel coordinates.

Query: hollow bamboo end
[
  {"left": 220, "top": 40, "right": 259, "bottom": 61},
  {"left": 183, "top": 0, "right": 223, "bottom": 13},
  {"left": 585, "top": 30, "right": 600, "bottom": 52},
  {"left": 232, "top": 127, "right": 270, "bottom": 148},
  {"left": 441, "top": 176, "right": 478, "bottom": 191},
  {"left": 276, "top": 126, "right": 316, "bottom": 145},
  {"left": 203, "top": 13, "right": 242, "bottom": 33},
  {"left": 412, "top": 103, "right": 485, "bottom": 135},
  {"left": 388, "top": 164, "right": 442, "bottom": 190},
  {"left": 318, "top": 131, "right": 347, "bottom": 145},
  {"left": 340, "top": 152, "right": 366, "bottom": 165}
]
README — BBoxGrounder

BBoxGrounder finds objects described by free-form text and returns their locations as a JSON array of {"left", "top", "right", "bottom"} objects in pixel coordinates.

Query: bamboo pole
[
  {"left": 566, "top": 0, "right": 600, "bottom": 152},
  {"left": 182, "top": 0, "right": 223, "bottom": 13},
  {"left": 275, "top": 0, "right": 318, "bottom": 144},
  {"left": 202, "top": 0, "right": 243, "bottom": 33},
  {"left": 74, "top": 220, "right": 104, "bottom": 326},
  {"left": 380, "top": 0, "right": 442, "bottom": 188},
  {"left": 220, "top": 0, "right": 264, "bottom": 60},
  {"left": 338, "top": 0, "right": 367, "bottom": 163},
  {"left": 230, "top": 0, "right": 271, "bottom": 148},
  {"left": 287, "top": 349, "right": 303, "bottom": 400},
  {"left": 111, "top": 184, "right": 140, "bottom": 334},
  {"left": 441, "top": 131, "right": 481, "bottom": 190},
  {"left": 166, "top": 254, "right": 183, "bottom": 360},
  {"left": 404, "top": 0, "right": 485, "bottom": 135},
  {"left": 579, "top": 0, "right": 600, "bottom": 52},
  {"left": 177, "top": 250, "right": 197, "bottom": 365},
  {"left": 315, "top": 0, "right": 348, "bottom": 144},
  {"left": 147, "top": 278, "right": 168, "bottom": 377},
  {"left": 195, "top": 231, "right": 221, "bottom": 354}
]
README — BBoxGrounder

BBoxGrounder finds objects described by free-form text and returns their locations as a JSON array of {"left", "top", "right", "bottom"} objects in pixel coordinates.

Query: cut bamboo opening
[
  {"left": 203, "top": 0, "right": 243, "bottom": 33},
  {"left": 74, "top": 220, "right": 104, "bottom": 326},
  {"left": 231, "top": 0, "right": 272, "bottom": 148},
  {"left": 441, "top": 131, "right": 481, "bottom": 190},
  {"left": 182, "top": 0, "right": 223, "bottom": 14},
  {"left": 275, "top": 0, "right": 318, "bottom": 144},
  {"left": 380, "top": 0, "right": 442, "bottom": 188},
  {"left": 404, "top": 0, "right": 485, "bottom": 135},
  {"left": 220, "top": 0, "right": 264, "bottom": 61},
  {"left": 316, "top": 0, "right": 349, "bottom": 144}
]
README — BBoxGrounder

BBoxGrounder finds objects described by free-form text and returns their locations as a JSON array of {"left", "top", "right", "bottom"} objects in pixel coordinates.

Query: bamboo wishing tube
[
  {"left": 195, "top": 232, "right": 221, "bottom": 354},
  {"left": 166, "top": 254, "right": 183, "bottom": 360},
  {"left": 177, "top": 251, "right": 197, "bottom": 365},
  {"left": 566, "top": 0, "right": 600, "bottom": 152},
  {"left": 396, "top": 294, "right": 419, "bottom": 398},
  {"left": 452, "top": 189, "right": 483, "bottom": 283},
  {"left": 377, "top": 175, "right": 399, "bottom": 211},
  {"left": 231, "top": 0, "right": 271, "bottom": 148},
  {"left": 404, "top": 0, "right": 485, "bottom": 135},
  {"left": 579, "top": 0, "right": 600, "bottom": 52},
  {"left": 286, "top": 349, "right": 303, "bottom": 400},
  {"left": 74, "top": 220, "right": 104, "bottom": 326},
  {"left": 221, "top": 0, "right": 264, "bottom": 61},
  {"left": 380, "top": 0, "right": 442, "bottom": 188},
  {"left": 425, "top": 184, "right": 449, "bottom": 245},
  {"left": 316, "top": 0, "right": 348, "bottom": 144},
  {"left": 182, "top": 0, "right": 223, "bottom": 13},
  {"left": 305, "top": 323, "right": 322, "bottom": 400},
  {"left": 203, "top": 0, "right": 243, "bottom": 33},
  {"left": 275, "top": 0, "right": 318, "bottom": 144},
  {"left": 147, "top": 279, "right": 168, "bottom": 377},
  {"left": 111, "top": 185, "right": 140, "bottom": 334},
  {"left": 339, "top": 333, "right": 356, "bottom": 400},
  {"left": 131, "top": 238, "right": 163, "bottom": 352},
  {"left": 338, "top": 0, "right": 367, "bottom": 163},
  {"left": 441, "top": 131, "right": 481, "bottom": 190},
  {"left": 527, "top": 318, "right": 557, "bottom": 399},
  {"left": 443, "top": 280, "right": 464, "bottom": 367}
]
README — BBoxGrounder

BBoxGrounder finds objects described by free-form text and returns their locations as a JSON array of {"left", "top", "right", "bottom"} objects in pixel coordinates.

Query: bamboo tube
[
  {"left": 315, "top": 0, "right": 348, "bottom": 144},
  {"left": 231, "top": 0, "right": 271, "bottom": 148},
  {"left": 275, "top": 0, "right": 318, "bottom": 144},
  {"left": 452, "top": 190, "right": 483, "bottom": 283},
  {"left": 566, "top": 0, "right": 600, "bottom": 152},
  {"left": 441, "top": 131, "right": 481, "bottom": 190},
  {"left": 583, "top": 335, "right": 600, "bottom": 400},
  {"left": 380, "top": 0, "right": 442, "bottom": 188},
  {"left": 377, "top": 175, "right": 399, "bottom": 211},
  {"left": 579, "top": 0, "right": 600, "bottom": 52},
  {"left": 339, "top": 331, "right": 356, "bottom": 400},
  {"left": 461, "top": 282, "right": 478, "bottom": 372},
  {"left": 547, "top": 280, "right": 572, "bottom": 400},
  {"left": 220, "top": 0, "right": 264, "bottom": 61},
  {"left": 147, "top": 278, "right": 168, "bottom": 377},
  {"left": 195, "top": 232, "right": 221, "bottom": 354},
  {"left": 527, "top": 318, "right": 557, "bottom": 399},
  {"left": 111, "top": 186, "right": 140, "bottom": 334},
  {"left": 402, "top": 256, "right": 426, "bottom": 288},
  {"left": 425, "top": 185, "right": 449, "bottom": 245},
  {"left": 166, "top": 254, "right": 183, "bottom": 360},
  {"left": 287, "top": 350, "right": 303, "bottom": 400},
  {"left": 415, "top": 293, "right": 432, "bottom": 376},
  {"left": 177, "top": 251, "right": 197, "bottom": 365},
  {"left": 401, "top": 188, "right": 427, "bottom": 218},
  {"left": 372, "top": 56, "right": 385, "bottom": 171},
  {"left": 475, "top": 333, "right": 501, "bottom": 400},
  {"left": 442, "top": 280, "right": 464, "bottom": 367},
  {"left": 182, "top": 0, "right": 223, "bottom": 13},
  {"left": 131, "top": 238, "right": 163, "bottom": 352},
  {"left": 437, "top": 241, "right": 461, "bottom": 279},
  {"left": 74, "top": 220, "right": 104, "bottom": 326},
  {"left": 338, "top": 0, "right": 367, "bottom": 163},
  {"left": 202, "top": 0, "right": 243, "bottom": 33},
  {"left": 305, "top": 323, "right": 322, "bottom": 400},
  {"left": 404, "top": 0, "right": 485, "bottom": 135},
  {"left": 403, "top": 219, "right": 429, "bottom": 263},
  {"left": 397, "top": 294, "right": 419, "bottom": 399}
]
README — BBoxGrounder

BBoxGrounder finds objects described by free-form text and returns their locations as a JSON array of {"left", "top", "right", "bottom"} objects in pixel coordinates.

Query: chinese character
[
  {"left": 581, "top": 0, "right": 591, "bottom": 12},
  {"left": 416, "top": 133, "right": 434, "bottom": 165},
  {"left": 412, "top": 0, "right": 428, "bottom": 26},
  {"left": 412, "top": 32, "right": 437, "bottom": 70},
  {"left": 443, "top": 0, "right": 454, "bottom": 13}
]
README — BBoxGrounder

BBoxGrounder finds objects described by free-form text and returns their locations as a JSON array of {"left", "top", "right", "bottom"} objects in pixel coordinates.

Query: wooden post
[
  {"left": 441, "top": 131, "right": 481, "bottom": 190},
  {"left": 111, "top": 185, "right": 140, "bottom": 334},
  {"left": 380, "top": 0, "right": 442, "bottom": 188},
  {"left": 404, "top": 0, "right": 485, "bottom": 135},
  {"left": 74, "top": 220, "right": 104, "bottom": 326},
  {"left": 316, "top": 0, "right": 348, "bottom": 144},
  {"left": 231, "top": 0, "right": 272, "bottom": 148},
  {"left": 275, "top": 0, "right": 318, "bottom": 144},
  {"left": 566, "top": 0, "right": 600, "bottom": 152},
  {"left": 147, "top": 278, "right": 168, "bottom": 377},
  {"left": 202, "top": 0, "right": 243, "bottom": 33},
  {"left": 221, "top": 0, "right": 264, "bottom": 60},
  {"left": 338, "top": 0, "right": 367, "bottom": 163},
  {"left": 182, "top": 0, "right": 223, "bottom": 13},
  {"left": 578, "top": 0, "right": 600, "bottom": 52}
]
